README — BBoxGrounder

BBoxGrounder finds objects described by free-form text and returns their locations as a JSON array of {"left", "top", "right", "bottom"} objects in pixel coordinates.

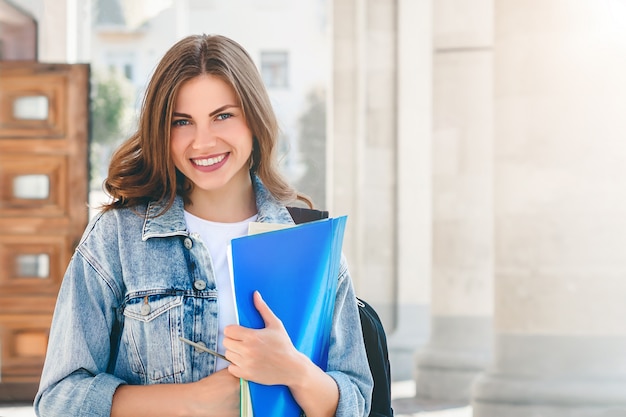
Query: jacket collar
[
  {"left": 141, "top": 174, "right": 294, "bottom": 240},
  {"left": 252, "top": 175, "right": 295, "bottom": 224}
]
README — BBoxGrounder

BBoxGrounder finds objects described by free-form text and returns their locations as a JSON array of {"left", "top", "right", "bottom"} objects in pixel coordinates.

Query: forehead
[{"left": 174, "top": 74, "right": 239, "bottom": 108}]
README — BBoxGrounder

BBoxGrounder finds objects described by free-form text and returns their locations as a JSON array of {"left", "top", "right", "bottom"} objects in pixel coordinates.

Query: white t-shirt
[{"left": 184, "top": 210, "right": 258, "bottom": 371}]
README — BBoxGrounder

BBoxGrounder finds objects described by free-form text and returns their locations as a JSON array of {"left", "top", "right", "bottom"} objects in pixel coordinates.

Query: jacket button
[
  {"left": 194, "top": 341, "right": 207, "bottom": 353},
  {"left": 184, "top": 238, "right": 193, "bottom": 249},
  {"left": 193, "top": 280, "right": 206, "bottom": 291},
  {"left": 141, "top": 304, "right": 151, "bottom": 316}
]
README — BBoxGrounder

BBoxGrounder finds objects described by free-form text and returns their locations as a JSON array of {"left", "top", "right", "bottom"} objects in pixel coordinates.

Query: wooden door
[{"left": 0, "top": 62, "right": 89, "bottom": 401}]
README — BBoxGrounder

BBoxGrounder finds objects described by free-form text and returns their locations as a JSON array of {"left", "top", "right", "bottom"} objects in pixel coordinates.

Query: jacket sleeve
[
  {"left": 34, "top": 247, "right": 126, "bottom": 417},
  {"left": 326, "top": 255, "right": 374, "bottom": 417}
]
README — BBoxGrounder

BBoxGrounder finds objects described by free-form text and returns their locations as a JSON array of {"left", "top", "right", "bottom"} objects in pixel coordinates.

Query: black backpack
[{"left": 287, "top": 206, "right": 394, "bottom": 417}]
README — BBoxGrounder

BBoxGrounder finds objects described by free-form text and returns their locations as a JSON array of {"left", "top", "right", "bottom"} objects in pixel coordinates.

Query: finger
[
  {"left": 253, "top": 291, "right": 282, "bottom": 328},
  {"left": 227, "top": 362, "right": 244, "bottom": 379},
  {"left": 224, "top": 324, "right": 247, "bottom": 341},
  {"left": 224, "top": 347, "right": 244, "bottom": 367}
]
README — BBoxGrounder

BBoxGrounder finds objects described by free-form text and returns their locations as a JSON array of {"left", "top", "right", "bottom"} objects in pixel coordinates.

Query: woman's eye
[
  {"left": 172, "top": 119, "right": 191, "bottom": 127},
  {"left": 216, "top": 113, "right": 233, "bottom": 121}
]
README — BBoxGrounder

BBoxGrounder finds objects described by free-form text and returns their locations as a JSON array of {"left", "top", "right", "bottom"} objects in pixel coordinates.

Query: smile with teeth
[{"left": 191, "top": 154, "right": 226, "bottom": 166}]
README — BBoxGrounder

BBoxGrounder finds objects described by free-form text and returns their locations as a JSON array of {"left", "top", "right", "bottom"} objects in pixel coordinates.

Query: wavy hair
[{"left": 102, "top": 34, "right": 311, "bottom": 213}]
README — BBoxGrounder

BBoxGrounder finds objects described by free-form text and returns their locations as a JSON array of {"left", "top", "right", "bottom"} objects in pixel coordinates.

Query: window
[
  {"left": 123, "top": 63, "right": 133, "bottom": 81},
  {"left": 105, "top": 51, "right": 136, "bottom": 83},
  {"left": 260, "top": 51, "right": 289, "bottom": 88}
]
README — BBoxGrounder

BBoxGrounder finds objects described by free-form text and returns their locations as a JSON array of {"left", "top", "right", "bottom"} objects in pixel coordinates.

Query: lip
[{"left": 190, "top": 152, "right": 229, "bottom": 172}]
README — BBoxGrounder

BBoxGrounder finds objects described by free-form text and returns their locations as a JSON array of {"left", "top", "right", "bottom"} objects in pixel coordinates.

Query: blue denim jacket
[{"left": 34, "top": 176, "right": 373, "bottom": 417}]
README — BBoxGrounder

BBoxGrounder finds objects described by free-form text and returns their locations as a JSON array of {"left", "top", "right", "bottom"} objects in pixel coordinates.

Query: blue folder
[{"left": 230, "top": 215, "right": 347, "bottom": 417}]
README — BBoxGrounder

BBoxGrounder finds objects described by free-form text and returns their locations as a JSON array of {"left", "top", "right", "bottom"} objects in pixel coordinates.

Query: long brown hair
[{"left": 102, "top": 34, "right": 311, "bottom": 213}]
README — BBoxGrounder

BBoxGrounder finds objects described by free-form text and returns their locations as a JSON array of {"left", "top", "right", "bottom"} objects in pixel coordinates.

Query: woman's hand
[
  {"left": 223, "top": 291, "right": 339, "bottom": 417},
  {"left": 223, "top": 291, "right": 304, "bottom": 386},
  {"left": 111, "top": 369, "right": 240, "bottom": 417},
  {"left": 187, "top": 369, "right": 240, "bottom": 416}
]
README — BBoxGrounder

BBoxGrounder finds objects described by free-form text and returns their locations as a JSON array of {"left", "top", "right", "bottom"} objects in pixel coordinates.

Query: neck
[{"left": 185, "top": 176, "right": 257, "bottom": 223}]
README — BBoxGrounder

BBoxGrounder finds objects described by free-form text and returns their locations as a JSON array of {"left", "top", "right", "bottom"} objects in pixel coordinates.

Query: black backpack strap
[
  {"left": 286, "top": 206, "right": 329, "bottom": 223},
  {"left": 357, "top": 297, "right": 394, "bottom": 416}
]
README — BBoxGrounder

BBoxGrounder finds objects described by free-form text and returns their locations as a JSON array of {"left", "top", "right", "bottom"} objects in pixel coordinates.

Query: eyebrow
[{"left": 172, "top": 104, "right": 239, "bottom": 119}]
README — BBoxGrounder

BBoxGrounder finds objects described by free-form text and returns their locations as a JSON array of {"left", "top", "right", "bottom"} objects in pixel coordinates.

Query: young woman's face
[{"left": 170, "top": 74, "right": 253, "bottom": 200}]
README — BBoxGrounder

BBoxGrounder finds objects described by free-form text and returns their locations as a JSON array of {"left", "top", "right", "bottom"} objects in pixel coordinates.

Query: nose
[{"left": 192, "top": 123, "right": 217, "bottom": 149}]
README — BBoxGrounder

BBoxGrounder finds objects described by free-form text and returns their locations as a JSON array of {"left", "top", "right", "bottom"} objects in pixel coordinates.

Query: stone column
[
  {"left": 40, "top": 0, "right": 69, "bottom": 62},
  {"left": 472, "top": 1, "right": 626, "bottom": 416},
  {"left": 331, "top": 0, "right": 398, "bottom": 333},
  {"left": 333, "top": 0, "right": 432, "bottom": 381},
  {"left": 414, "top": 0, "right": 493, "bottom": 403},
  {"left": 331, "top": 0, "right": 367, "bottom": 288},
  {"left": 387, "top": 0, "right": 433, "bottom": 382}
]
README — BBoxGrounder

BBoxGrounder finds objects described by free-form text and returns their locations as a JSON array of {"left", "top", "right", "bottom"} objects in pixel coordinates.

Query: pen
[{"left": 179, "top": 336, "right": 231, "bottom": 363}]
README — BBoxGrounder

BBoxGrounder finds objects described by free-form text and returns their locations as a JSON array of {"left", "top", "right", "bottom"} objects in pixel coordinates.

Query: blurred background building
[{"left": 2, "top": 0, "right": 626, "bottom": 416}]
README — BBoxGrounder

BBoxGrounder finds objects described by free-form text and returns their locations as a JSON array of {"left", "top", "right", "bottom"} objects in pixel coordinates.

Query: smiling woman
[
  {"left": 33, "top": 34, "right": 373, "bottom": 417},
  {"left": 169, "top": 74, "right": 255, "bottom": 222}
]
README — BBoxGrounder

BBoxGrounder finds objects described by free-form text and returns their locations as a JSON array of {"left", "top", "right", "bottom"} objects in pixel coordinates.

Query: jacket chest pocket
[{"left": 123, "top": 293, "right": 185, "bottom": 383}]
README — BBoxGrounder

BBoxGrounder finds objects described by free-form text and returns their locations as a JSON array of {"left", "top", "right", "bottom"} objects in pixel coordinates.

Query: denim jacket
[{"left": 34, "top": 176, "right": 373, "bottom": 417}]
